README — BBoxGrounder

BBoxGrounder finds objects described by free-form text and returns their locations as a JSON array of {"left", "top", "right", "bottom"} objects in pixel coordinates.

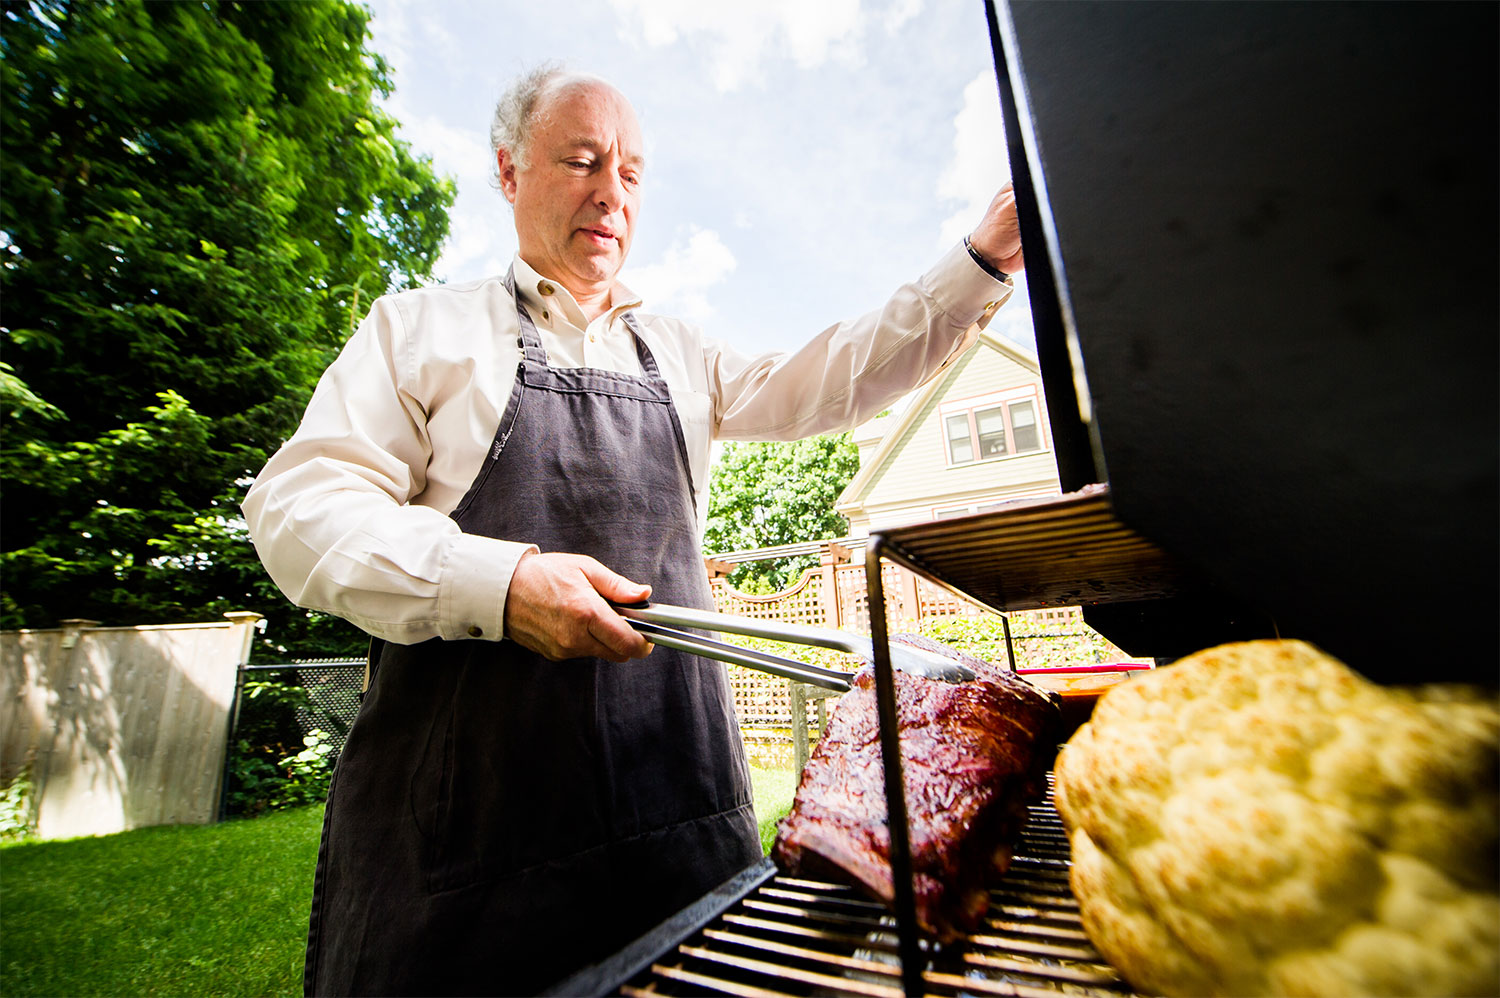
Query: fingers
[
  {"left": 968, "top": 181, "right": 1025, "bottom": 274},
  {"left": 581, "top": 559, "right": 652, "bottom": 606},
  {"left": 503, "top": 551, "right": 656, "bottom": 663}
]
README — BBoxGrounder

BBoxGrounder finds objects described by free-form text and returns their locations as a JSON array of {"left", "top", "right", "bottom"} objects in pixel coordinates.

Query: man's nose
[{"left": 593, "top": 169, "right": 627, "bottom": 211}]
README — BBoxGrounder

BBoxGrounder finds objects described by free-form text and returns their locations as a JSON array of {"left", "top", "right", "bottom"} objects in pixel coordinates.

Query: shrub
[
  {"left": 0, "top": 764, "right": 37, "bottom": 842},
  {"left": 225, "top": 680, "right": 339, "bottom": 816}
]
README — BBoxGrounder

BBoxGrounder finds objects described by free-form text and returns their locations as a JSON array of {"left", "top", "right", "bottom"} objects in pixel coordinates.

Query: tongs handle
[
  {"left": 615, "top": 607, "right": 852, "bottom": 692},
  {"left": 613, "top": 600, "right": 868, "bottom": 655},
  {"left": 612, "top": 600, "right": 976, "bottom": 684}
]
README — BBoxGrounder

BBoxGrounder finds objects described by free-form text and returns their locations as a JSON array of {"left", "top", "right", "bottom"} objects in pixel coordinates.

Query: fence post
[
  {"left": 898, "top": 567, "right": 922, "bottom": 627},
  {"left": 216, "top": 612, "right": 263, "bottom": 822}
]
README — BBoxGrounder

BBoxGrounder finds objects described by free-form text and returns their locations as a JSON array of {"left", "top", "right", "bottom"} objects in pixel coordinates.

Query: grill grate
[{"left": 613, "top": 787, "right": 1139, "bottom": 998}]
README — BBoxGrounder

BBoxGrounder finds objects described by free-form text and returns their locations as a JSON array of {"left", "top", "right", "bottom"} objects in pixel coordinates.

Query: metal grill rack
[{"left": 595, "top": 784, "right": 1135, "bottom": 998}]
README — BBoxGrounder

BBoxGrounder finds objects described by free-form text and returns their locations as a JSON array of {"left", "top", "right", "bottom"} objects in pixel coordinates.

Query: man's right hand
[{"left": 503, "top": 551, "right": 655, "bottom": 662}]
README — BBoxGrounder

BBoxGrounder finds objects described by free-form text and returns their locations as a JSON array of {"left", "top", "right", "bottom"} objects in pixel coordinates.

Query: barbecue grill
[
  {"left": 550, "top": 2, "right": 1497, "bottom": 993},
  {"left": 551, "top": 779, "right": 1138, "bottom": 998}
]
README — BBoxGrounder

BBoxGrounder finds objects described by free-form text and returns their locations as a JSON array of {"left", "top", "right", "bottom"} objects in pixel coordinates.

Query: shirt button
[
  {"left": 541, "top": 310, "right": 550, "bottom": 321},
  {"left": 467, "top": 625, "right": 483, "bottom": 638},
  {"left": 537, "top": 281, "right": 555, "bottom": 296}
]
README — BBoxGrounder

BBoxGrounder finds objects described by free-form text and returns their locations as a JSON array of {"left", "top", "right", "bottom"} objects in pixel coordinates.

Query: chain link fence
[
  {"left": 220, "top": 658, "right": 365, "bottom": 818},
  {"left": 236, "top": 659, "right": 365, "bottom": 755}
]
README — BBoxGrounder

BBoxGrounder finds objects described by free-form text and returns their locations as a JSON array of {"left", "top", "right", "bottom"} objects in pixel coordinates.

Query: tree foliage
[
  {"left": 0, "top": 0, "right": 454, "bottom": 657},
  {"left": 703, "top": 434, "right": 861, "bottom": 593}
]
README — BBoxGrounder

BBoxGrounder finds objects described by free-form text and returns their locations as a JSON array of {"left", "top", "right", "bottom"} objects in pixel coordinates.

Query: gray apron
[{"left": 302, "top": 272, "right": 761, "bottom": 996}]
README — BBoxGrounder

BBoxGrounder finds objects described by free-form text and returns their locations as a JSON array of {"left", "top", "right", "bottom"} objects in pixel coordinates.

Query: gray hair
[
  {"left": 489, "top": 63, "right": 566, "bottom": 188},
  {"left": 490, "top": 65, "right": 623, "bottom": 191}
]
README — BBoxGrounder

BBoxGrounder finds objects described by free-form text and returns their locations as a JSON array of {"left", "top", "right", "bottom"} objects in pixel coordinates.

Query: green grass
[
  {"left": 1, "top": 806, "right": 322, "bottom": 997},
  {"left": 750, "top": 764, "right": 798, "bottom": 853},
  {"left": 1, "top": 765, "right": 798, "bottom": 997}
]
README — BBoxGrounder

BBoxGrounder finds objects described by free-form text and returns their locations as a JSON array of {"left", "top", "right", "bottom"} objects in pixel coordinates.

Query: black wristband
[{"left": 964, "top": 235, "right": 1012, "bottom": 282}]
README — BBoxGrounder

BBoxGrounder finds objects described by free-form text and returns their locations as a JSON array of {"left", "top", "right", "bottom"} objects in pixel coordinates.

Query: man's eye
[{"left": 623, "top": 173, "right": 641, "bottom": 187}]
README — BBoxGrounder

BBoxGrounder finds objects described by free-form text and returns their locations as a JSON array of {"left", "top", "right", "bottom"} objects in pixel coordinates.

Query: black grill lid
[{"left": 989, "top": 1, "right": 1498, "bottom": 681}]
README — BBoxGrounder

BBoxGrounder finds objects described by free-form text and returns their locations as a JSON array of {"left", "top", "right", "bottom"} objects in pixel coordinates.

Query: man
[{"left": 243, "top": 66, "right": 1024, "bottom": 996}]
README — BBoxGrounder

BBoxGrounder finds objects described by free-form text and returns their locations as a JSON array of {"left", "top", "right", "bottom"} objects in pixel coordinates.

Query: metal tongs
[{"left": 611, "top": 600, "right": 976, "bottom": 692}]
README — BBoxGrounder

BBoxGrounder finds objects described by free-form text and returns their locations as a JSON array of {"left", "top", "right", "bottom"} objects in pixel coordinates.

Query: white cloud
[
  {"left": 937, "top": 70, "right": 1011, "bottom": 248},
  {"left": 364, "top": 0, "right": 462, "bottom": 97},
  {"left": 621, "top": 226, "right": 737, "bottom": 321},
  {"left": 881, "top": 0, "right": 924, "bottom": 33},
  {"left": 607, "top": 0, "right": 865, "bottom": 91}
]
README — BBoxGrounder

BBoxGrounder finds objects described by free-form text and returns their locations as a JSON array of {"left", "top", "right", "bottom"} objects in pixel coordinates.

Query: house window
[{"left": 942, "top": 390, "right": 1046, "bottom": 466}]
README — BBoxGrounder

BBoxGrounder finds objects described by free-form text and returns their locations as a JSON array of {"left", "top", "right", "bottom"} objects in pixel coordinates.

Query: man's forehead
[
  {"left": 539, "top": 76, "right": 635, "bottom": 123},
  {"left": 536, "top": 81, "right": 644, "bottom": 161}
]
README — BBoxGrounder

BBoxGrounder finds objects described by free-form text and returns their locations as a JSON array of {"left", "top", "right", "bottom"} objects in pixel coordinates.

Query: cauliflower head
[{"left": 1054, "top": 639, "right": 1499, "bottom": 997}]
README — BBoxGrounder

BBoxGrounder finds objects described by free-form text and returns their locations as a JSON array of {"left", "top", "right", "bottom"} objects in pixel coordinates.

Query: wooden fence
[
  {"left": 709, "top": 546, "right": 1146, "bottom": 767},
  {"left": 0, "top": 613, "right": 262, "bottom": 840}
]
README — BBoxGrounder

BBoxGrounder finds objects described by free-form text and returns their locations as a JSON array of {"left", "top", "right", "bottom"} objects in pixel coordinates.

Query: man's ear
[{"left": 497, "top": 149, "right": 519, "bottom": 204}]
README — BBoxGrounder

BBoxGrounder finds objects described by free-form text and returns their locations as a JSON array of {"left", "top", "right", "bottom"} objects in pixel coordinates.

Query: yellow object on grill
[{"left": 1054, "top": 639, "right": 1499, "bottom": 997}]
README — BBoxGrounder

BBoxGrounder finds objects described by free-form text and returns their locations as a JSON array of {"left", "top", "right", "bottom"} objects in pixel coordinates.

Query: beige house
[{"left": 836, "top": 331, "right": 1062, "bottom": 534}]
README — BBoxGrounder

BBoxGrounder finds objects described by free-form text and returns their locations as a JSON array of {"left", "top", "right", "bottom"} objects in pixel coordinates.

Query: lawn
[{"left": 0, "top": 765, "right": 797, "bottom": 997}]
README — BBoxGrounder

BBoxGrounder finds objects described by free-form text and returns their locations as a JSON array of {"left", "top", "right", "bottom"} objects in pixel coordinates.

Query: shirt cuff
[
  {"left": 438, "top": 533, "right": 538, "bottom": 641},
  {"left": 964, "top": 234, "right": 1014, "bottom": 283},
  {"left": 923, "top": 241, "right": 1016, "bottom": 332}
]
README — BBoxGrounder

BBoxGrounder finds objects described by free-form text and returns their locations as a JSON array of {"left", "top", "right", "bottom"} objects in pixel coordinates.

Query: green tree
[
  {"left": 703, "top": 434, "right": 861, "bottom": 593},
  {"left": 0, "top": 0, "right": 454, "bottom": 657}
]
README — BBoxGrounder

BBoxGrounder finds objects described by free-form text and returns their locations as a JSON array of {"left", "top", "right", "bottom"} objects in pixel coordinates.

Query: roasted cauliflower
[{"left": 1054, "top": 640, "right": 1499, "bottom": 997}]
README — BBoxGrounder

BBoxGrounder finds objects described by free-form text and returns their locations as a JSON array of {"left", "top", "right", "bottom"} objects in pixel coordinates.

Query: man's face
[{"left": 499, "top": 81, "right": 644, "bottom": 300}]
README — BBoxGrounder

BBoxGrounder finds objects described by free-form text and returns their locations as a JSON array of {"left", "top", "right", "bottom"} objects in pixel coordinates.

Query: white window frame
[{"left": 938, "top": 387, "right": 1048, "bottom": 468}]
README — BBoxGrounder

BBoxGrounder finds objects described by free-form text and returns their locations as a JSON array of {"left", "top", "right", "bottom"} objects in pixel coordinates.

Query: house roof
[{"left": 835, "top": 331, "right": 1042, "bottom": 515}]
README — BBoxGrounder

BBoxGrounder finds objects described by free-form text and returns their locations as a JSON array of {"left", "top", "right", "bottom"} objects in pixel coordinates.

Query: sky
[{"left": 360, "top": 0, "right": 1037, "bottom": 357}]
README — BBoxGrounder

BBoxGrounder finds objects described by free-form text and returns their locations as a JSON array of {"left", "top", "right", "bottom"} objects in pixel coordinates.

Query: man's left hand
[{"left": 968, "top": 181, "right": 1024, "bottom": 275}]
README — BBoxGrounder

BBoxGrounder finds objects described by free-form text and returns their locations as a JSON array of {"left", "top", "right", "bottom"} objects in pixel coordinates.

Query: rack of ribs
[{"left": 772, "top": 635, "right": 1061, "bottom": 942}]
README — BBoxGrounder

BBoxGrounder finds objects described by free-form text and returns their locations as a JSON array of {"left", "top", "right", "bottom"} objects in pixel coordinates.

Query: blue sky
[{"left": 362, "top": 0, "right": 1035, "bottom": 355}]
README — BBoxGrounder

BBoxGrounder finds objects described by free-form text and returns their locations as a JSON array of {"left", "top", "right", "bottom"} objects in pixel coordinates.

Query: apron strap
[
  {"left": 502, "top": 266, "right": 551, "bottom": 367},
  {"left": 503, "top": 265, "right": 669, "bottom": 387},
  {"left": 619, "top": 310, "right": 664, "bottom": 382}
]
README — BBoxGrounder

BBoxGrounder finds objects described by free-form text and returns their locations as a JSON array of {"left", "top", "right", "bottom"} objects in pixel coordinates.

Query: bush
[
  {"left": 0, "top": 765, "right": 37, "bottom": 842},
  {"left": 226, "top": 681, "right": 340, "bottom": 816}
]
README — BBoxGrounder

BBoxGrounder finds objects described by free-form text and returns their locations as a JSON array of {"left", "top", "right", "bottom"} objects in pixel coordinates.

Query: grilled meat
[{"left": 772, "top": 635, "right": 1060, "bottom": 941}]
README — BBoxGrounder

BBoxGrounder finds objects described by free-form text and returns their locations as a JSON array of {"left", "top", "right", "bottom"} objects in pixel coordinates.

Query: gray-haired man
[{"left": 244, "top": 66, "right": 1024, "bottom": 996}]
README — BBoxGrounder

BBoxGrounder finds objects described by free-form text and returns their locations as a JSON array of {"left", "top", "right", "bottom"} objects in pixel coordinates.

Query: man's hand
[
  {"left": 503, "top": 551, "right": 655, "bottom": 662},
  {"left": 967, "top": 181, "right": 1025, "bottom": 275}
]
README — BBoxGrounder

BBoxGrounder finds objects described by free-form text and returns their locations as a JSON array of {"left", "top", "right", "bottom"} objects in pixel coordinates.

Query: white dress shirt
[{"left": 241, "top": 243, "right": 1012, "bottom": 645}]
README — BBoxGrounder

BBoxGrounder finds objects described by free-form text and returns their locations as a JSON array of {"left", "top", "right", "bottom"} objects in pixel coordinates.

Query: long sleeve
[
  {"left": 242, "top": 290, "right": 534, "bottom": 645},
  {"left": 707, "top": 241, "right": 1011, "bottom": 440}
]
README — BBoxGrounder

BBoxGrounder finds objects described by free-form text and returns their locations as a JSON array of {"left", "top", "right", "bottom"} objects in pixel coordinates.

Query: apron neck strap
[
  {"left": 619, "top": 310, "right": 663, "bottom": 381},
  {"left": 503, "top": 266, "right": 551, "bottom": 367},
  {"left": 503, "top": 266, "right": 666, "bottom": 381}
]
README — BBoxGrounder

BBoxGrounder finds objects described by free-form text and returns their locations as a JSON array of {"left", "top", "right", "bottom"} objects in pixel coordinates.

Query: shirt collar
[{"left": 511, "top": 255, "right": 644, "bottom": 329}]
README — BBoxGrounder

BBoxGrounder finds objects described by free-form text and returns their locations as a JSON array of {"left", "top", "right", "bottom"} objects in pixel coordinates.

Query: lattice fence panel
[
  {"left": 711, "top": 569, "right": 826, "bottom": 626},
  {"left": 1006, "top": 605, "right": 1148, "bottom": 669},
  {"left": 725, "top": 666, "right": 792, "bottom": 728},
  {"left": 915, "top": 577, "right": 986, "bottom": 619},
  {"left": 834, "top": 562, "right": 907, "bottom": 633}
]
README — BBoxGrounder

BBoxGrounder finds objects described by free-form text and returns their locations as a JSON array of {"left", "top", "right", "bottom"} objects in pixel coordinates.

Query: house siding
[{"left": 846, "top": 342, "right": 1062, "bottom": 531}]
